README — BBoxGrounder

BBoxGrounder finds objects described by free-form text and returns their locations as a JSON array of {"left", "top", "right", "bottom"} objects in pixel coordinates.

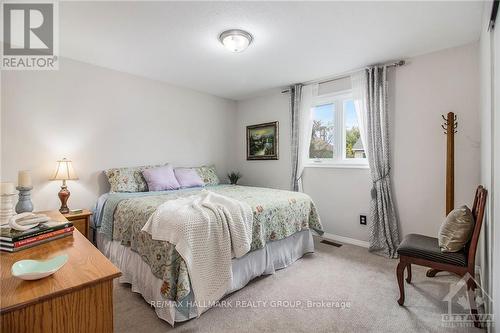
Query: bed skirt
[{"left": 97, "top": 229, "right": 314, "bottom": 325}]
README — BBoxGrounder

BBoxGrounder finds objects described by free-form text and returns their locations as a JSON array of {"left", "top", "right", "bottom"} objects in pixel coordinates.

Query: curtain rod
[{"left": 281, "top": 60, "right": 406, "bottom": 94}]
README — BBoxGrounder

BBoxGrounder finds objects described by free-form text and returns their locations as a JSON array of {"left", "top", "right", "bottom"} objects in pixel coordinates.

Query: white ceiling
[{"left": 60, "top": 1, "right": 483, "bottom": 100}]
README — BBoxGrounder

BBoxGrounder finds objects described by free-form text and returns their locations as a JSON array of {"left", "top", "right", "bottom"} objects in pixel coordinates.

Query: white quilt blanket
[{"left": 141, "top": 190, "right": 253, "bottom": 315}]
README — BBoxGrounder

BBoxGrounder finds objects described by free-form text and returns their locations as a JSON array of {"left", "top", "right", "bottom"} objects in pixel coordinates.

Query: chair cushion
[{"left": 397, "top": 234, "right": 467, "bottom": 267}]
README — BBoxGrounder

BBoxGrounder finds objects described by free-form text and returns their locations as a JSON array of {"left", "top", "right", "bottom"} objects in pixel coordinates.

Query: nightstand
[{"left": 63, "top": 209, "right": 92, "bottom": 240}]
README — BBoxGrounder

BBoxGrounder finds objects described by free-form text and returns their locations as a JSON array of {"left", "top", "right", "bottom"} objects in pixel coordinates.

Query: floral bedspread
[{"left": 106, "top": 185, "right": 323, "bottom": 301}]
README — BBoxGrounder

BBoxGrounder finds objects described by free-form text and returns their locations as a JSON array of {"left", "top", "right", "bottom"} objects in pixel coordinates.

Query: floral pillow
[
  {"left": 105, "top": 164, "right": 163, "bottom": 192},
  {"left": 195, "top": 165, "right": 220, "bottom": 186}
]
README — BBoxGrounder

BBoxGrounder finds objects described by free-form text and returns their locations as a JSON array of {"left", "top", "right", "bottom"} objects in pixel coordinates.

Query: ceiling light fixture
[{"left": 219, "top": 29, "right": 253, "bottom": 53}]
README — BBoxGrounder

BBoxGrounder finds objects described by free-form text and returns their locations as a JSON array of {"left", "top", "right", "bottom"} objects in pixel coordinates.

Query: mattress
[
  {"left": 93, "top": 185, "right": 323, "bottom": 321},
  {"left": 97, "top": 229, "right": 314, "bottom": 325}
]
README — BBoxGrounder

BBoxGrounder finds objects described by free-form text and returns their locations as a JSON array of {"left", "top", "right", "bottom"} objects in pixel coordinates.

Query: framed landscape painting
[{"left": 246, "top": 121, "right": 279, "bottom": 160}]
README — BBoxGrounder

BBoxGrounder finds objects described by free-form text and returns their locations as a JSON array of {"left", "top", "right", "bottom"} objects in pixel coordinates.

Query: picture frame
[{"left": 246, "top": 121, "right": 279, "bottom": 160}]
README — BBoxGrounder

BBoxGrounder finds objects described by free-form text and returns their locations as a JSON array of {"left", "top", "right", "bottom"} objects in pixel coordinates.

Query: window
[
  {"left": 308, "top": 92, "right": 367, "bottom": 167},
  {"left": 309, "top": 103, "right": 336, "bottom": 159}
]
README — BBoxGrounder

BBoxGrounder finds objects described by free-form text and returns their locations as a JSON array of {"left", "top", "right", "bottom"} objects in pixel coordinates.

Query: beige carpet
[{"left": 114, "top": 238, "right": 483, "bottom": 333}]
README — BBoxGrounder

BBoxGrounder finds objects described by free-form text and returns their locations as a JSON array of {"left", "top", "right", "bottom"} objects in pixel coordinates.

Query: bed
[{"left": 93, "top": 184, "right": 323, "bottom": 325}]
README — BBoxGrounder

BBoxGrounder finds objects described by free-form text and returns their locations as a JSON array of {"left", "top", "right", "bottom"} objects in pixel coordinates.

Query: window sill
[{"left": 304, "top": 163, "right": 370, "bottom": 170}]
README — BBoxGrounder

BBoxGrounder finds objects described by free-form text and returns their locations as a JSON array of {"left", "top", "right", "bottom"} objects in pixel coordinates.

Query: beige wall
[
  {"left": 494, "top": 19, "right": 500, "bottom": 333},
  {"left": 392, "top": 42, "right": 480, "bottom": 237},
  {"left": 235, "top": 42, "right": 480, "bottom": 241},
  {"left": 1, "top": 58, "right": 237, "bottom": 211},
  {"left": 235, "top": 90, "right": 292, "bottom": 191},
  {"left": 0, "top": 41, "right": 484, "bottom": 265},
  {"left": 478, "top": 1, "right": 500, "bottom": 328}
]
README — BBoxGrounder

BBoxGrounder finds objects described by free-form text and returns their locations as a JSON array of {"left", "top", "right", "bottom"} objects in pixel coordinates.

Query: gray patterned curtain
[
  {"left": 365, "top": 66, "right": 400, "bottom": 258},
  {"left": 290, "top": 84, "right": 303, "bottom": 191}
]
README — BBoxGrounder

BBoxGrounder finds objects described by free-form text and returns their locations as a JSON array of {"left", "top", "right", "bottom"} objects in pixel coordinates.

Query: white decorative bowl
[{"left": 11, "top": 254, "right": 68, "bottom": 280}]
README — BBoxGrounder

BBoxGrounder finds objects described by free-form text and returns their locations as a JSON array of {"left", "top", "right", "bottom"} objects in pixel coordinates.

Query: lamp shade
[{"left": 50, "top": 158, "right": 78, "bottom": 181}]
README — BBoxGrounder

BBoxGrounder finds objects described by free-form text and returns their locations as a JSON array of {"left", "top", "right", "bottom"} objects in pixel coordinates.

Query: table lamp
[{"left": 50, "top": 158, "right": 78, "bottom": 214}]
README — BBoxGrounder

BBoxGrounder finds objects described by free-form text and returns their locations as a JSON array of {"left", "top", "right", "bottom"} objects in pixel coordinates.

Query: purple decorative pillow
[
  {"left": 142, "top": 165, "right": 180, "bottom": 191},
  {"left": 174, "top": 168, "right": 205, "bottom": 188}
]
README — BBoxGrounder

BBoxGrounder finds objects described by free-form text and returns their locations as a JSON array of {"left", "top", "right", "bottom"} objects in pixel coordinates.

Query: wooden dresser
[{"left": 0, "top": 211, "right": 121, "bottom": 333}]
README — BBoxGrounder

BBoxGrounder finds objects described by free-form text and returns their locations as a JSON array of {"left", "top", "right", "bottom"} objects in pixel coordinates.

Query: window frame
[{"left": 306, "top": 90, "right": 369, "bottom": 169}]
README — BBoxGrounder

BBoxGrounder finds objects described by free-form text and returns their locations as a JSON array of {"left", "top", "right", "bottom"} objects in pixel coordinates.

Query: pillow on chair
[{"left": 438, "top": 205, "right": 475, "bottom": 252}]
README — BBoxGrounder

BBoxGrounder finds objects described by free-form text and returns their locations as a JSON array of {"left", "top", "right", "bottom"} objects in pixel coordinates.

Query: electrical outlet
[{"left": 360, "top": 215, "right": 367, "bottom": 225}]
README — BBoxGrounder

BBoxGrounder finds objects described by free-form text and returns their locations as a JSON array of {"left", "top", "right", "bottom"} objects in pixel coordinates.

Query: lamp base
[
  {"left": 16, "top": 186, "right": 34, "bottom": 214},
  {"left": 58, "top": 185, "right": 70, "bottom": 214}
]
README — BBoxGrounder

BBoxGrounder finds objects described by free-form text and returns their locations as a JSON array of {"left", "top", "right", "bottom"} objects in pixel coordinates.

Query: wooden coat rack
[{"left": 441, "top": 112, "right": 458, "bottom": 215}]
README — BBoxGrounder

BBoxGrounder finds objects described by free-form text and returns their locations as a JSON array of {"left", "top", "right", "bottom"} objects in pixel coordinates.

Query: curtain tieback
[
  {"left": 371, "top": 169, "right": 390, "bottom": 198},
  {"left": 372, "top": 168, "right": 391, "bottom": 184}
]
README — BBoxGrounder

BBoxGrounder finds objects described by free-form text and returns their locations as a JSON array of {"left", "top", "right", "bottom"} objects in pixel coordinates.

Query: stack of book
[{"left": 0, "top": 220, "right": 74, "bottom": 252}]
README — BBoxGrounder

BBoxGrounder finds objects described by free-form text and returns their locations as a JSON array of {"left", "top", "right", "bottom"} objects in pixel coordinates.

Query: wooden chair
[{"left": 395, "top": 185, "right": 487, "bottom": 328}]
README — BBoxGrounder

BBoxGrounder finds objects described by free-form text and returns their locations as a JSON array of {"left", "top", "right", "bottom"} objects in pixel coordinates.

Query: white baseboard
[{"left": 318, "top": 232, "right": 370, "bottom": 248}]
